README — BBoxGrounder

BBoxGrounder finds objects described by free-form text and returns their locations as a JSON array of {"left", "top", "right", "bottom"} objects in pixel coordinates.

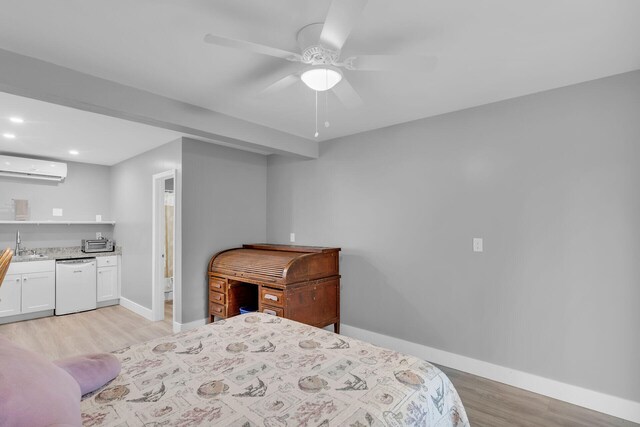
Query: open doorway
[{"left": 152, "top": 170, "right": 176, "bottom": 325}]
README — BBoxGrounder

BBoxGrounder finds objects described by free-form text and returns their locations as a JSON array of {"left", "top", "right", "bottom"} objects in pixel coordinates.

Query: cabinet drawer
[
  {"left": 260, "top": 306, "right": 283, "bottom": 317},
  {"left": 260, "top": 287, "right": 284, "bottom": 307},
  {"left": 209, "top": 302, "right": 226, "bottom": 318},
  {"left": 97, "top": 256, "right": 117, "bottom": 268},
  {"left": 209, "top": 291, "right": 225, "bottom": 304},
  {"left": 209, "top": 277, "right": 227, "bottom": 292}
]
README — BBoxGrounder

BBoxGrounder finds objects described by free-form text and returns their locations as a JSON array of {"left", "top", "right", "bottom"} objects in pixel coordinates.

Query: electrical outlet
[
  {"left": 290, "top": 232, "right": 295, "bottom": 243},
  {"left": 52, "top": 208, "right": 63, "bottom": 217},
  {"left": 473, "top": 238, "right": 483, "bottom": 252},
  {"left": 96, "top": 232, "right": 102, "bottom": 239}
]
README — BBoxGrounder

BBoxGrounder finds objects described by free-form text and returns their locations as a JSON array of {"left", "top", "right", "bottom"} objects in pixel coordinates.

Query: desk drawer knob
[
  {"left": 263, "top": 309, "right": 277, "bottom": 316},
  {"left": 264, "top": 294, "right": 279, "bottom": 301}
]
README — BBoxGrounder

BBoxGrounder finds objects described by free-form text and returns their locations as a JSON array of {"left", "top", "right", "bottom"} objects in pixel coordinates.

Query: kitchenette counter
[{"left": 12, "top": 246, "right": 122, "bottom": 263}]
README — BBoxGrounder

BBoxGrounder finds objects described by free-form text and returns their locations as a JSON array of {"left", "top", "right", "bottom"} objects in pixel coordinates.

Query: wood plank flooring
[
  {"left": 438, "top": 365, "right": 637, "bottom": 427},
  {"left": 0, "top": 301, "right": 173, "bottom": 359},
  {"left": 0, "top": 302, "right": 635, "bottom": 427}
]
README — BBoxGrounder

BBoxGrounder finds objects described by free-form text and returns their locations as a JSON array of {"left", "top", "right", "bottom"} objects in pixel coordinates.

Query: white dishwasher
[{"left": 55, "top": 258, "right": 97, "bottom": 315}]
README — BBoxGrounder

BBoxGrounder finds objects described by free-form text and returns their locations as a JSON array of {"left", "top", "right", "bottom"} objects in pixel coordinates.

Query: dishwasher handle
[{"left": 57, "top": 258, "right": 96, "bottom": 265}]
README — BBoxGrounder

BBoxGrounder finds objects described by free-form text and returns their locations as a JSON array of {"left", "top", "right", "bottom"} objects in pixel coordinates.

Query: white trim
[
  {"left": 151, "top": 170, "right": 176, "bottom": 322},
  {"left": 340, "top": 324, "right": 640, "bottom": 424},
  {"left": 173, "top": 318, "right": 207, "bottom": 333},
  {"left": 119, "top": 297, "right": 153, "bottom": 321}
]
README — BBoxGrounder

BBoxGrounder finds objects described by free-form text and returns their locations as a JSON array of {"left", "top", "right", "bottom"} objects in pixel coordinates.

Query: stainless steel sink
[{"left": 15, "top": 253, "right": 47, "bottom": 260}]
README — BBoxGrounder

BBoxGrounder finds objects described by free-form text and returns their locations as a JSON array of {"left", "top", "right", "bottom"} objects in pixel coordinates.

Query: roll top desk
[{"left": 208, "top": 244, "right": 341, "bottom": 333}]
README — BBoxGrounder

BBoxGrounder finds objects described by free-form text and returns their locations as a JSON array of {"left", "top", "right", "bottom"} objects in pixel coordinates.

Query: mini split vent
[{"left": 0, "top": 155, "right": 67, "bottom": 182}]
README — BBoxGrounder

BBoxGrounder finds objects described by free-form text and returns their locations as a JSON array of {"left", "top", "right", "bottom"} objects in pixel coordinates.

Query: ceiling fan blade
[
  {"left": 260, "top": 73, "right": 301, "bottom": 96},
  {"left": 204, "top": 34, "right": 301, "bottom": 61},
  {"left": 345, "top": 55, "right": 437, "bottom": 72},
  {"left": 320, "top": 0, "right": 368, "bottom": 52},
  {"left": 332, "top": 77, "right": 363, "bottom": 109}
]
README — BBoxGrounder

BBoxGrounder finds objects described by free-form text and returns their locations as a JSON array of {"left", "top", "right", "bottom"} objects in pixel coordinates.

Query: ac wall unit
[{"left": 0, "top": 155, "right": 67, "bottom": 181}]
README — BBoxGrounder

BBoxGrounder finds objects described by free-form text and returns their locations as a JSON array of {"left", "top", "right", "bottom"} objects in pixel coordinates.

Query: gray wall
[
  {"left": 181, "top": 138, "right": 267, "bottom": 323},
  {"left": 266, "top": 71, "right": 640, "bottom": 402},
  {"left": 111, "top": 139, "right": 182, "bottom": 310},
  {"left": 0, "top": 160, "right": 113, "bottom": 248},
  {"left": 110, "top": 137, "right": 267, "bottom": 324},
  {"left": 0, "top": 224, "right": 114, "bottom": 251}
]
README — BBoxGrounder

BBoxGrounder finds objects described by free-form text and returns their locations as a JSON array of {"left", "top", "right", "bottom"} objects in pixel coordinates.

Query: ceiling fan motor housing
[{"left": 297, "top": 23, "right": 339, "bottom": 65}]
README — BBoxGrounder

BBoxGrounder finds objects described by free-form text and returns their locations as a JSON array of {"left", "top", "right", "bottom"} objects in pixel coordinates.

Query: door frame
[{"left": 151, "top": 169, "right": 176, "bottom": 322}]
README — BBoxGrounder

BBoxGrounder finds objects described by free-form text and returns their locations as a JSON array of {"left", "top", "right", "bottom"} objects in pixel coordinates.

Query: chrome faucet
[{"left": 15, "top": 230, "right": 21, "bottom": 255}]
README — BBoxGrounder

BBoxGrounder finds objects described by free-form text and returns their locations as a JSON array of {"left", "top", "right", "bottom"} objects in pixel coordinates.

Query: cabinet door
[
  {"left": 97, "top": 266, "right": 118, "bottom": 302},
  {"left": 21, "top": 271, "right": 55, "bottom": 314},
  {"left": 0, "top": 274, "right": 22, "bottom": 317}
]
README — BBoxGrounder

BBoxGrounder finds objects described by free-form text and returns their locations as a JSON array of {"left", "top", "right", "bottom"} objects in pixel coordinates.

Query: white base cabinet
[
  {"left": 97, "top": 265, "right": 118, "bottom": 302},
  {"left": 1, "top": 261, "right": 55, "bottom": 318},
  {"left": 1, "top": 256, "right": 120, "bottom": 321},
  {"left": 97, "top": 255, "right": 119, "bottom": 302},
  {"left": 0, "top": 274, "right": 22, "bottom": 317},
  {"left": 22, "top": 271, "right": 56, "bottom": 313}
]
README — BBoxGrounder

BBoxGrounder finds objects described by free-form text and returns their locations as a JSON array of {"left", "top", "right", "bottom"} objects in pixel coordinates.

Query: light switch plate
[
  {"left": 473, "top": 238, "right": 483, "bottom": 252},
  {"left": 290, "top": 232, "right": 295, "bottom": 243},
  {"left": 52, "top": 208, "right": 63, "bottom": 217}
]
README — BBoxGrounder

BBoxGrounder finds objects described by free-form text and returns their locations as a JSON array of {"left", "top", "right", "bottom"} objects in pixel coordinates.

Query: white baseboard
[
  {"left": 119, "top": 297, "right": 153, "bottom": 321},
  {"left": 173, "top": 318, "right": 207, "bottom": 333},
  {"left": 341, "top": 324, "right": 640, "bottom": 424}
]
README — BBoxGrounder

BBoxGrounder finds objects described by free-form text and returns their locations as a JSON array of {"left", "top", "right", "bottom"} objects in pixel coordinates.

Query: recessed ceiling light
[
  {"left": 9, "top": 117, "right": 24, "bottom": 124},
  {"left": 69, "top": 150, "right": 79, "bottom": 155},
  {"left": 2, "top": 133, "right": 16, "bottom": 139}
]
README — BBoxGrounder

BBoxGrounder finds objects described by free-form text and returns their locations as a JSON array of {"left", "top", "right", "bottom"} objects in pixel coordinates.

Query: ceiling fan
[{"left": 204, "top": 0, "right": 437, "bottom": 109}]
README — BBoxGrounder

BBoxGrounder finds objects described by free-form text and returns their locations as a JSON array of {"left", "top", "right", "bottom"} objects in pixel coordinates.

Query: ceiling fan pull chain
[{"left": 314, "top": 90, "right": 319, "bottom": 138}]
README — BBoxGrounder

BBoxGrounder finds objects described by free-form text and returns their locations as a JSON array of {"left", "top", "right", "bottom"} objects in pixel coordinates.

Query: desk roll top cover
[{"left": 208, "top": 244, "right": 341, "bottom": 332}]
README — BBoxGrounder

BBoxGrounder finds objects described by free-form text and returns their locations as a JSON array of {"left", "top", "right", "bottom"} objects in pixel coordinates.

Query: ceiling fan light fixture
[{"left": 301, "top": 67, "right": 342, "bottom": 92}]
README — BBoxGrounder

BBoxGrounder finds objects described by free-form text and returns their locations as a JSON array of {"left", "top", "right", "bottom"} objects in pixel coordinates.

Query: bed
[{"left": 81, "top": 313, "right": 469, "bottom": 426}]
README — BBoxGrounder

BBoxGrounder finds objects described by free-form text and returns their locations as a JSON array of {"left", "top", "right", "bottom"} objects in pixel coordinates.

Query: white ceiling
[
  {"left": 0, "top": 92, "right": 183, "bottom": 165},
  {"left": 0, "top": 0, "right": 639, "bottom": 143}
]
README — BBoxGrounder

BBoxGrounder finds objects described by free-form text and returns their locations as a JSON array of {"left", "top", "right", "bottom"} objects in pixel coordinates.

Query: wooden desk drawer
[
  {"left": 260, "top": 287, "right": 284, "bottom": 307},
  {"left": 209, "top": 277, "right": 227, "bottom": 292},
  {"left": 209, "top": 302, "right": 226, "bottom": 318},
  {"left": 209, "top": 291, "right": 225, "bottom": 304},
  {"left": 260, "top": 306, "right": 283, "bottom": 317}
]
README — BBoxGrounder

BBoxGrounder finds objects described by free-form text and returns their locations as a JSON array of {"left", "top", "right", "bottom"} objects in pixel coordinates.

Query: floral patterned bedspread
[{"left": 81, "top": 313, "right": 469, "bottom": 427}]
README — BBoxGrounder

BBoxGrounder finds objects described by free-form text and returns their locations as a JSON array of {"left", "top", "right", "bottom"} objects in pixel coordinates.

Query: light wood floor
[
  {"left": 0, "top": 301, "right": 173, "bottom": 359},
  {"left": 0, "top": 304, "right": 635, "bottom": 427},
  {"left": 438, "top": 365, "right": 637, "bottom": 427}
]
